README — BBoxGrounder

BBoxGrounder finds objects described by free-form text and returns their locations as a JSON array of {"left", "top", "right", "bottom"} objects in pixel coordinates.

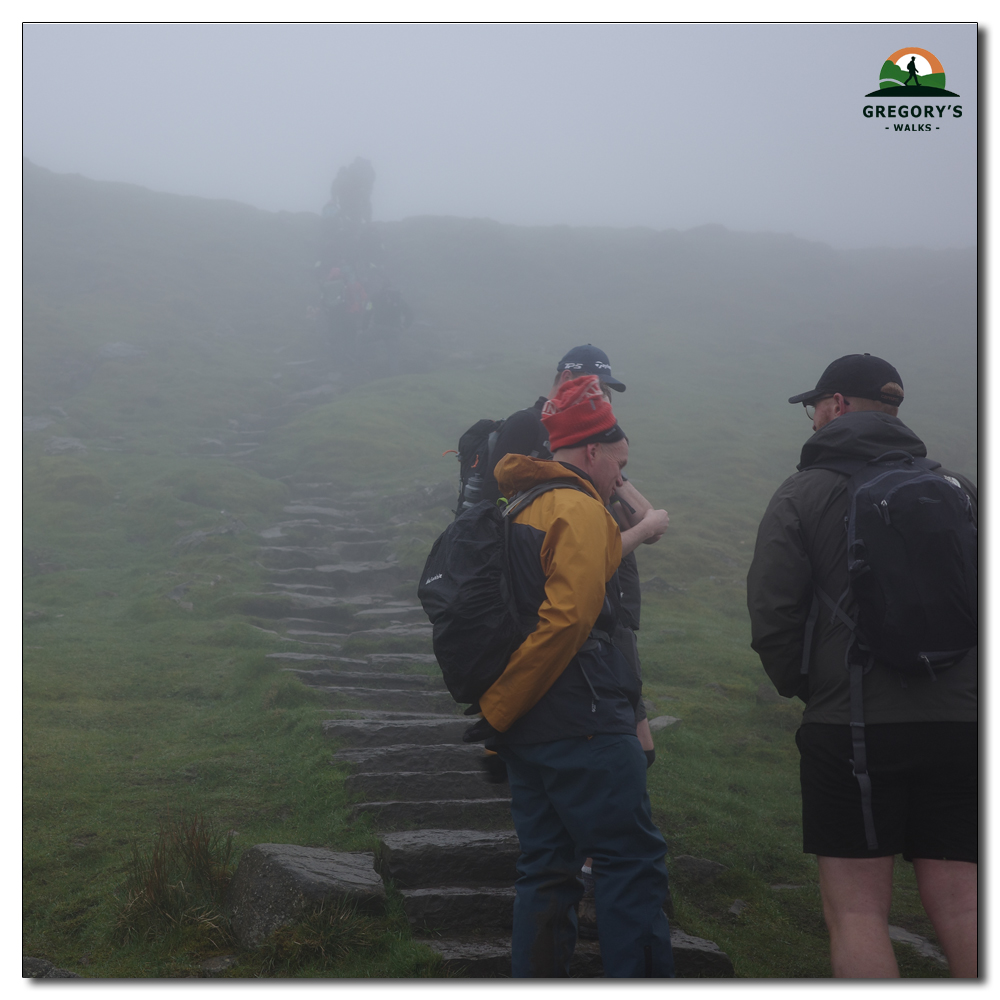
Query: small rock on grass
[
  {"left": 672, "top": 855, "right": 727, "bottom": 884},
  {"left": 649, "top": 715, "right": 680, "bottom": 730},
  {"left": 887, "top": 925, "right": 947, "bottom": 966}
]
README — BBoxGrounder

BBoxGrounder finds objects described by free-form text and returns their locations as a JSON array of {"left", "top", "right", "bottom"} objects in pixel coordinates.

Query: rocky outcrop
[
  {"left": 226, "top": 844, "right": 385, "bottom": 949},
  {"left": 23, "top": 957, "right": 81, "bottom": 978}
]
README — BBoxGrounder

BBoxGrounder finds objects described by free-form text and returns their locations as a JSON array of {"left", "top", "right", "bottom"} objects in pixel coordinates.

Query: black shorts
[{"left": 796, "top": 721, "right": 978, "bottom": 862}]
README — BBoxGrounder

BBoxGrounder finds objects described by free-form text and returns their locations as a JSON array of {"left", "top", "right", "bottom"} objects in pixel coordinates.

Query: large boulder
[{"left": 226, "top": 844, "right": 386, "bottom": 949}]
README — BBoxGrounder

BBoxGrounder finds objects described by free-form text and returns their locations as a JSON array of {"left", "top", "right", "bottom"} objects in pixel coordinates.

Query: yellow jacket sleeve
[{"left": 478, "top": 491, "right": 622, "bottom": 732}]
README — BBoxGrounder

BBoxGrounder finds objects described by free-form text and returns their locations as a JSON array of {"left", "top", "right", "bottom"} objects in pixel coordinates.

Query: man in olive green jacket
[{"left": 747, "top": 354, "right": 977, "bottom": 979}]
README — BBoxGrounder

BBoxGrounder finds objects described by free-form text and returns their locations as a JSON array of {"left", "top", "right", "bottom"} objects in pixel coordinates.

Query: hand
[
  {"left": 463, "top": 717, "right": 500, "bottom": 743},
  {"left": 640, "top": 507, "right": 669, "bottom": 544}
]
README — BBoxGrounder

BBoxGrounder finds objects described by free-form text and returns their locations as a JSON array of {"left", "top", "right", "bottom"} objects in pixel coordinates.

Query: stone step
[
  {"left": 333, "top": 743, "right": 487, "bottom": 773},
  {"left": 416, "top": 938, "right": 602, "bottom": 977},
  {"left": 345, "top": 770, "right": 498, "bottom": 801},
  {"left": 326, "top": 711, "right": 454, "bottom": 722},
  {"left": 282, "top": 504, "right": 354, "bottom": 519},
  {"left": 347, "top": 624, "right": 432, "bottom": 639},
  {"left": 260, "top": 522, "right": 377, "bottom": 542},
  {"left": 268, "top": 652, "right": 369, "bottom": 665},
  {"left": 417, "top": 938, "right": 513, "bottom": 978},
  {"left": 353, "top": 606, "right": 424, "bottom": 618},
  {"left": 251, "top": 594, "right": 386, "bottom": 618},
  {"left": 402, "top": 886, "right": 515, "bottom": 935},
  {"left": 378, "top": 829, "right": 520, "bottom": 888},
  {"left": 282, "top": 504, "right": 387, "bottom": 526},
  {"left": 323, "top": 717, "right": 469, "bottom": 746},
  {"left": 264, "top": 562, "right": 407, "bottom": 590},
  {"left": 259, "top": 541, "right": 393, "bottom": 567},
  {"left": 352, "top": 797, "right": 513, "bottom": 831},
  {"left": 367, "top": 653, "right": 438, "bottom": 667},
  {"left": 319, "top": 687, "right": 460, "bottom": 714},
  {"left": 265, "top": 583, "right": 357, "bottom": 598},
  {"left": 419, "top": 931, "right": 733, "bottom": 978},
  {"left": 288, "top": 670, "right": 444, "bottom": 690}
]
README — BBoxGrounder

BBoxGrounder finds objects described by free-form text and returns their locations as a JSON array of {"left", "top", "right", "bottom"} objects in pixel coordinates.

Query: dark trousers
[{"left": 498, "top": 733, "right": 675, "bottom": 978}]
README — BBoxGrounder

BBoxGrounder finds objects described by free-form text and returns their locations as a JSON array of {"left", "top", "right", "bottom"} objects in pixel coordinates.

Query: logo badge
[{"left": 865, "top": 48, "right": 959, "bottom": 97}]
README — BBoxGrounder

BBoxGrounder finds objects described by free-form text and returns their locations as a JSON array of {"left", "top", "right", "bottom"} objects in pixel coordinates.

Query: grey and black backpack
[{"left": 800, "top": 449, "right": 978, "bottom": 849}]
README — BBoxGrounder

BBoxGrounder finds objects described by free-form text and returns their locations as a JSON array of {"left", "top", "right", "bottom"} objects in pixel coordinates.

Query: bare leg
[
  {"left": 817, "top": 855, "right": 898, "bottom": 977},
  {"left": 912, "top": 858, "right": 977, "bottom": 977}
]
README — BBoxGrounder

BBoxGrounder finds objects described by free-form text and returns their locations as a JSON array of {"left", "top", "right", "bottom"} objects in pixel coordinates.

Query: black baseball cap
[
  {"left": 788, "top": 354, "right": 904, "bottom": 407},
  {"left": 556, "top": 344, "right": 626, "bottom": 391}
]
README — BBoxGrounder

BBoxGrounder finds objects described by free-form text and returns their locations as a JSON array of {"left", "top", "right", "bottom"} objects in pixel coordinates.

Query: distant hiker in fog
[
  {"left": 747, "top": 354, "right": 977, "bottom": 978},
  {"left": 903, "top": 55, "right": 920, "bottom": 86},
  {"left": 334, "top": 156, "right": 376, "bottom": 225},
  {"left": 464, "top": 376, "right": 674, "bottom": 977}
]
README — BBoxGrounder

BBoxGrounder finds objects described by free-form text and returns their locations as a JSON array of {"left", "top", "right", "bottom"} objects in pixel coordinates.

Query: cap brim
[
  {"left": 788, "top": 389, "right": 823, "bottom": 405},
  {"left": 603, "top": 377, "right": 626, "bottom": 392}
]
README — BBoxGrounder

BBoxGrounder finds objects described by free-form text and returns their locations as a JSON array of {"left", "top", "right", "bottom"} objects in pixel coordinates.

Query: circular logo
[{"left": 872, "top": 47, "right": 957, "bottom": 95}]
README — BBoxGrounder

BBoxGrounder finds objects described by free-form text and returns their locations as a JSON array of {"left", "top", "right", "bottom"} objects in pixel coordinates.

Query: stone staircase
[{"left": 251, "top": 480, "right": 732, "bottom": 977}]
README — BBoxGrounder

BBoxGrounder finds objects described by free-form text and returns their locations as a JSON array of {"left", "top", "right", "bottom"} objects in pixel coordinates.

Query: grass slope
[{"left": 22, "top": 161, "right": 975, "bottom": 978}]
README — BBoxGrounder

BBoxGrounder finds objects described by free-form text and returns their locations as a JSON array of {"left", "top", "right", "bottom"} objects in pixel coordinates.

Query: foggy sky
[{"left": 23, "top": 22, "right": 977, "bottom": 250}]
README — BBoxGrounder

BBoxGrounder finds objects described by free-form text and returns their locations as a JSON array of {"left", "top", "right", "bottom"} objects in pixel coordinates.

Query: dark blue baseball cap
[{"left": 555, "top": 344, "right": 626, "bottom": 392}]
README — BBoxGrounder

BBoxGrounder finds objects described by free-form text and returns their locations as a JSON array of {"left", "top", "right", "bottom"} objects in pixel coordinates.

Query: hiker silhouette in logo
[
  {"left": 903, "top": 55, "right": 920, "bottom": 86},
  {"left": 747, "top": 354, "right": 978, "bottom": 978}
]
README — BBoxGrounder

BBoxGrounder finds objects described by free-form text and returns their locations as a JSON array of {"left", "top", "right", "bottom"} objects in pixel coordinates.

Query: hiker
[
  {"left": 746, "top": 354, "right": 978, "bottom": 978},
  {"left": 479, "top": 344, "right": 666, "bottom": 754},
  {"left": 337, "top": 156, "right": 375, "bottom": 225},
  {"left": 903, "top": 55, "right": 920, "bottom": 86},
  {"left": 464, "top": 375, "right": 674, "bottom": 977}
]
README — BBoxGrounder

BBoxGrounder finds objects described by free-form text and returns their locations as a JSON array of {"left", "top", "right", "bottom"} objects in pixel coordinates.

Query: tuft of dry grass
[{"left": 114, "top": 814, "right": 235, "bottom": 947}]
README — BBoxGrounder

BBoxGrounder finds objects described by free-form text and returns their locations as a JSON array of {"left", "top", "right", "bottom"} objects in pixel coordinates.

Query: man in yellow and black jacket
[{"left": 467, "top": 375, "right": 674, "bottom": 978}]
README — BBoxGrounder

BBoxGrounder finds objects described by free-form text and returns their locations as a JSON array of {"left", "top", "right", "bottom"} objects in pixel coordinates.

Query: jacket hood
[
  {"left": 494, "top": 453, "right": 602, "bottom": 503},
  {"left": 797, "top": 411, "right": 926, "bottom": 471}
]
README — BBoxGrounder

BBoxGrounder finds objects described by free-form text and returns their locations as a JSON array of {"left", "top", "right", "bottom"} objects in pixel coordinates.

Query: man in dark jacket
[
  {"left": 470, "top": 375, "right": 673, "bottom": 977},
  {"left": 747, "top": 354, "right": 977, "bottom": 978}
]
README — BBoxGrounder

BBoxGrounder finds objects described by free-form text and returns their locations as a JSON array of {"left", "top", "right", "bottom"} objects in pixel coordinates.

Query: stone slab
[
  {"left": 352, "top": 797, "right": 513, "bottom": 831},
  {"left": 402, "top": 886, "right": 515, "bottom": 934},
  {"left": 288, "top": 669, "right": 444, "bottom": 690},
  {"left": 367, "top": 653, "right": 437, "bottom": 665},
  {"left": 649, "top": 715, "right": 681, "bottom": 730},
  {"left": 378, "top": 829, "right": 521, "bottom": 888},
  {"left": 346, "top": 770, "right": 498, "bottom": 802},
  {"left": 419, "top": 930, "right": 733, "bottom": 978},
  {"left": 323, "top": 718, "right": 468, "bottom": 746},
  {"left": 320, "top": 687, "right": 459, "bottom": 714},
  {"left": 269, "top": 652, "right": 367, "bottom": 664},
  {"left": 671, "top": 929, "right": 735, "bottom": 977},
  {"left": 333, "top": 743, "right": 486, "bottom": 773},
  {"left": 419, "top": 938, "right": 511, "bottom": 978},
  {"left": 226, "top": 844, "right": 385, "bottom": 949}
]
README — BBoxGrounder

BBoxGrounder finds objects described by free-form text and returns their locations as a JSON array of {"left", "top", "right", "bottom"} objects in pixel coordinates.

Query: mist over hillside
[{"left": 24, "top": 158, "right": 976, "bottom": 497}]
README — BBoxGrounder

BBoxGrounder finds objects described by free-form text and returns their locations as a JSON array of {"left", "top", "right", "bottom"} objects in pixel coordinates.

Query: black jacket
[{"left": 747, "top": 411, "right": 977, "bottom": 725}]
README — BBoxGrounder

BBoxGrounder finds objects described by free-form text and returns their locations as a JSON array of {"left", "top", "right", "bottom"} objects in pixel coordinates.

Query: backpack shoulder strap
[{"left": 501, "top": 480, "right": 589, "bottom": 520}]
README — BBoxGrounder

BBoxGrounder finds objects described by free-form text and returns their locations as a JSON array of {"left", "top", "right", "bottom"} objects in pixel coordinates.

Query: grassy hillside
[{"left": 22, "top": 160, "right": 976, "bottom": 977}]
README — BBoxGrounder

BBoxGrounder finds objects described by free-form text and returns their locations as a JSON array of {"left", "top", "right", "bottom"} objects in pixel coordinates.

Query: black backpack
[
  {"left": 417, "top": 481, "right": 586, "bottom": 706},
  {"left": 453, "top": 418, "right": 505, "bottom": 517},
  {"left": 800, "top": 449, "right": 978, "bottom": 849}
]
